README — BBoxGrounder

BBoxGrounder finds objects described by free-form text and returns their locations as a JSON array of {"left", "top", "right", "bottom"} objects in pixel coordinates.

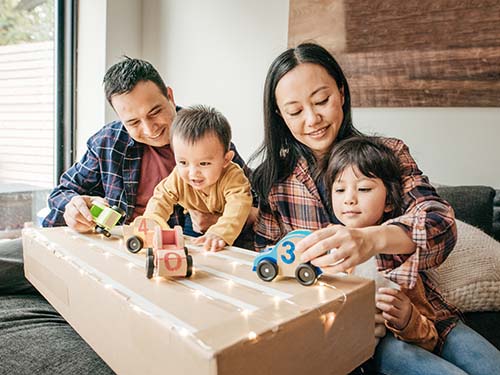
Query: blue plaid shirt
[{"left": 42, "top": 120, "right": 249, "bottom": 227}]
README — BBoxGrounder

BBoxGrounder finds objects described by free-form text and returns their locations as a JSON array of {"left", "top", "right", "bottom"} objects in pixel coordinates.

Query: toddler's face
[
  {"left": 331, "top": 165, "right": 391, "bottom": 228},
  {"left": 172, "top": 133, "right": 232, "bottom": 193}
]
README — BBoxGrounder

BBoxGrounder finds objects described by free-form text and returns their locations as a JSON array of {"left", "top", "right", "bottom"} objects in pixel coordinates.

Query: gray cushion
[{"left": 436, "top": 185, "right": 495, "bottom": 235}]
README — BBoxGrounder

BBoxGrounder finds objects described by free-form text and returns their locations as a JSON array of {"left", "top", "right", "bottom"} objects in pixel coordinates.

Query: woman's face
[{"left": 275, "top": 63, "right": 344, "bottom": 160}]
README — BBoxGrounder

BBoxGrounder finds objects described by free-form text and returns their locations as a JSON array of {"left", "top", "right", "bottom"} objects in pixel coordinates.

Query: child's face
[
  {"left": 172, "top": 133, "right": 233, "bottom": 193},
  {"left": 331, "top": 165, "right": 392, "bottom": 228}
]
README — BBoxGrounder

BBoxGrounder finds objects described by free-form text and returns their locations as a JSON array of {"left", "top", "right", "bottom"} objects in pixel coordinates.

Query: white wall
[
  {"left": 77, "top": 1, "right": 500, "bottom": 188},
  {"left": 77, "top": 0, "right": 142, "bottom": 158},
  {"left": 354, "top": 108, "right": 500, "bottom": 188},
  {"left": 141, "top": 0, "right": 290, "bottom": 166}
]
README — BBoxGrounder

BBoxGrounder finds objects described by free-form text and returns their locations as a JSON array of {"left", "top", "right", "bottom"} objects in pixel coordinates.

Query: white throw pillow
[{"left": 428, "top": 220, "right": 500, "bottom": 312}]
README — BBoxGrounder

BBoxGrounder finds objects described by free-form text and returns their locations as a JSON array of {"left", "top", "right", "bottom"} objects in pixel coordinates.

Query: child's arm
[
  {"left": 201, "top": 165, "right": 253, "bottom": 250},
  {"left": 143, "top": 171, "right": 180, "bottom": 227},
  {"left": 377, "top": 287, "right": 438, "bottom": 352}
]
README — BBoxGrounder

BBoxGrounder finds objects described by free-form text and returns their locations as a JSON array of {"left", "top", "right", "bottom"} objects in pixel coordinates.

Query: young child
[
  {"left": 324, "top": 136, "right": 438, "bottom": 352},
  {"left": 144, "top": 105, "right": 252, "bottom": 252}
]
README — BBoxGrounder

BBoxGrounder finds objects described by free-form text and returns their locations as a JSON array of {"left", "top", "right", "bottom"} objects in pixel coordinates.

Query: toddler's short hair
[{"left": 171, "top": 105, "right": 231, "bottom": 152}]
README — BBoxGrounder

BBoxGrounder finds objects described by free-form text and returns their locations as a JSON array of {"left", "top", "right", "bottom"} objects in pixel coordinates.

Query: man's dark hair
[
  {"left": 103, "top": 56, "right": 168, "bottom": 106},
  {"left": 170, "top": 105, "right": 232, "bottom": 153}
]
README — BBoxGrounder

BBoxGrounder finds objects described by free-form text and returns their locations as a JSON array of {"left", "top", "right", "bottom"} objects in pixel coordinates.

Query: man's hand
[
  {"left": 63, "top": 195, "right": 108, "bottom": 233},
  {"left": 192, "top": 233, "right": 226, "bottom": 252},
  {"left": 189, "top": 210, "right": 220, "bottom": 234},
  {"left": 376, "top": 287, "right": 412, "bottom": 331}
]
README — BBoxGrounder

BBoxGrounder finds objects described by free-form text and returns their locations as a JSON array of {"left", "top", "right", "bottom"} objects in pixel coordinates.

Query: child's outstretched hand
[
  {"left": 192, "top": 233, "right": 226, "bottom": 252},
  {"left": 376, "top": 287, "right": 412, "bottom": 331}
]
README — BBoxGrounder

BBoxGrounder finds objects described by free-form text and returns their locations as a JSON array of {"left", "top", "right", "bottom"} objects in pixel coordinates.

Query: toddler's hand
[
  {"left": 376, "top": 287, "right": 412, "bottom": 331},
  {"left": 192, "top": 233, "right": 226, "bottom": 252}
]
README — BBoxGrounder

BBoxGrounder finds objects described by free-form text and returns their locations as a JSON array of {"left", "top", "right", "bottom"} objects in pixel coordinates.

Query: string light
[
  {"left": 247, "top": 331, "right": 257, "bottom": 341},
  {"left": 178, "top": 328, "right": 190, "bottom": 337}
]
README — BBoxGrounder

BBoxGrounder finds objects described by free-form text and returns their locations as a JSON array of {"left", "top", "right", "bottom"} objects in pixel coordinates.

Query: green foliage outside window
[{"left": 0, "top": 0, "right": 54, "bottom": 46}]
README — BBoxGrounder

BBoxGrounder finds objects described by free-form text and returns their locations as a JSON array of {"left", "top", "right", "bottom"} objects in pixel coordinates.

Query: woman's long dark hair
[{"left": 250, "top": 43, "right": 361, "bottom": 203}]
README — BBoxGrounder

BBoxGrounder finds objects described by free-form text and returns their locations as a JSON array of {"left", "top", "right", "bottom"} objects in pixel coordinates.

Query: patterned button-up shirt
[{"left": 254, "top": 137, "right": 461, "bottom": 351}]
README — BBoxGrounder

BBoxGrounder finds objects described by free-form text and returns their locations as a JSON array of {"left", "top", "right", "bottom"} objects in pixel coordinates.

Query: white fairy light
[
  {"left": 179, "top": 328, "right": 190, "bottom": 337},
  {"left": 247, "top": 331, "right": 257, "bottom": 340}
]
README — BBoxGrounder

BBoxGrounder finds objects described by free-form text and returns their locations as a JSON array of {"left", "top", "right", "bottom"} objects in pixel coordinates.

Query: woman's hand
[{"left": 295, "top": 225, "right": 377, "bottom": 274}]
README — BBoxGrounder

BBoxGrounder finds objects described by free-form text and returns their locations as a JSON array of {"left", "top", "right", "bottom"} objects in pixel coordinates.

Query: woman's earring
[{"left": 280, "top": 147, "right": 289, "bottom": 158}]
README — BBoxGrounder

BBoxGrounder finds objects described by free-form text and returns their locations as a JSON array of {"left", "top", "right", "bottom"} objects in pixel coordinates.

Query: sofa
[{"left": 433, "top": 185, "right": 500, "bottom": 350}]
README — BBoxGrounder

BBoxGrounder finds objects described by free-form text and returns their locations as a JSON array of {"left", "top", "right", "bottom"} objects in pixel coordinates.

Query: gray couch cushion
[{"left": 437, "top": 185, "right": 495, "bottom": 235}]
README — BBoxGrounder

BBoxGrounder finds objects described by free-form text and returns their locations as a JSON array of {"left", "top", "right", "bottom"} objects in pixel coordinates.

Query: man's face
[{"left": 111, "top": 80, "right": 176, "bottom": 147}]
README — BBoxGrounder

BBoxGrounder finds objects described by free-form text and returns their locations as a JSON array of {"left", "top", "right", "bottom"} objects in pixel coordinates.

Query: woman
[{"left": 251, "top": 43, "right": 500, "bottom": 374}]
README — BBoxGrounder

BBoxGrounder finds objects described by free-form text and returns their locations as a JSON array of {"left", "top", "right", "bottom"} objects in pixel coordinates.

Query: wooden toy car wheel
[
  {"left": 95, "top": 225, "right": 111, "bottom": 237},
  {"left": 257, "top": 260, "right": 278, "bottom": 282},
  {"left": 126, "top": 236, "right": 143, "bottom": 253},
  {"left": 295, "top": 263, "right": 317, "bottom": 286},
  {"left": 186, "top": 255, "right": 193, "bottom": 278},
  {"left": 146, "top": 254, "right": 154, "bottom": 279}
]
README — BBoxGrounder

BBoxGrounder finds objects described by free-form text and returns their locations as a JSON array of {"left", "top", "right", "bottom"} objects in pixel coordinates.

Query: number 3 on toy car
[{"left": 279, "top": 240, "right": 296, "bottom": 264}]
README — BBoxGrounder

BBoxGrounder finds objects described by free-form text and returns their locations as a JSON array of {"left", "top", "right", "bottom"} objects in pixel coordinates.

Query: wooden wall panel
[{"left": 288, "top": 0, "right": 500, "bottom": 107}]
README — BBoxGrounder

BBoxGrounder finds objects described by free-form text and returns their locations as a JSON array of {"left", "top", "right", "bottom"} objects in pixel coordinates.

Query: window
[{"left": 0, "top": 0, "right": 56, "bottom": 237}]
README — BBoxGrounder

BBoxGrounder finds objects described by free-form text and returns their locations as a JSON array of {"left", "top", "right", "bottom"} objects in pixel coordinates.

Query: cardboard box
[{"left": 23, "top": 227, "right": 375, "bottom": 375}]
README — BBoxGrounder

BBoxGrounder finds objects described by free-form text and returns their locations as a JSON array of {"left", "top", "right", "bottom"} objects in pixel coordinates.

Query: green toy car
[{"left": 90, "top": 202, "right": 126, "bottom": 237}]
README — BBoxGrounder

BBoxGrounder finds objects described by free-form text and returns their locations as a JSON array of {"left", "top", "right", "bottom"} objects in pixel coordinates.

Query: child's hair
[
  {"left": 170, "top": 105, "right": 231, "bottom": 152},
  {"left": 324, "top": 136, "right": 404, "bottom": 220}
]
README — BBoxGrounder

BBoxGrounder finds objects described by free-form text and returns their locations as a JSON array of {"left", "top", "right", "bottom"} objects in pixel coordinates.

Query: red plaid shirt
[{"left": 254, "top": 137, "right": 460, "bottom": 351}]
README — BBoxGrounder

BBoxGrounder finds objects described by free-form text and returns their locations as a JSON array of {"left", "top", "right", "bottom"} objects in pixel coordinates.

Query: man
[
  {"left": 1, "top": 57, "right": 251, "bottom": 374},
  {"left": 43, "top": 57, "right": 250, "bottom": 234}
]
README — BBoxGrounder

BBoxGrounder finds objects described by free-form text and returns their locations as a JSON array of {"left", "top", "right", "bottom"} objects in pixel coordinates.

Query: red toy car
[{"left": 145, "top": 226, "right": 193, "bottom": 279}]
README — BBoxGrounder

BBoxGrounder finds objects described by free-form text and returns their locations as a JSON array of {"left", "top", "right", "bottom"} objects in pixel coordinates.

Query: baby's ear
[{"left": 223, "top": 150, "right": 235, "bottom": 167}]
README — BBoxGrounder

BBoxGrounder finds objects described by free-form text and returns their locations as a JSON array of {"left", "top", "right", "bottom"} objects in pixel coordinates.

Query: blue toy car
[{"left": 252, "top": 229, "right": 322, "bottom": 286}]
